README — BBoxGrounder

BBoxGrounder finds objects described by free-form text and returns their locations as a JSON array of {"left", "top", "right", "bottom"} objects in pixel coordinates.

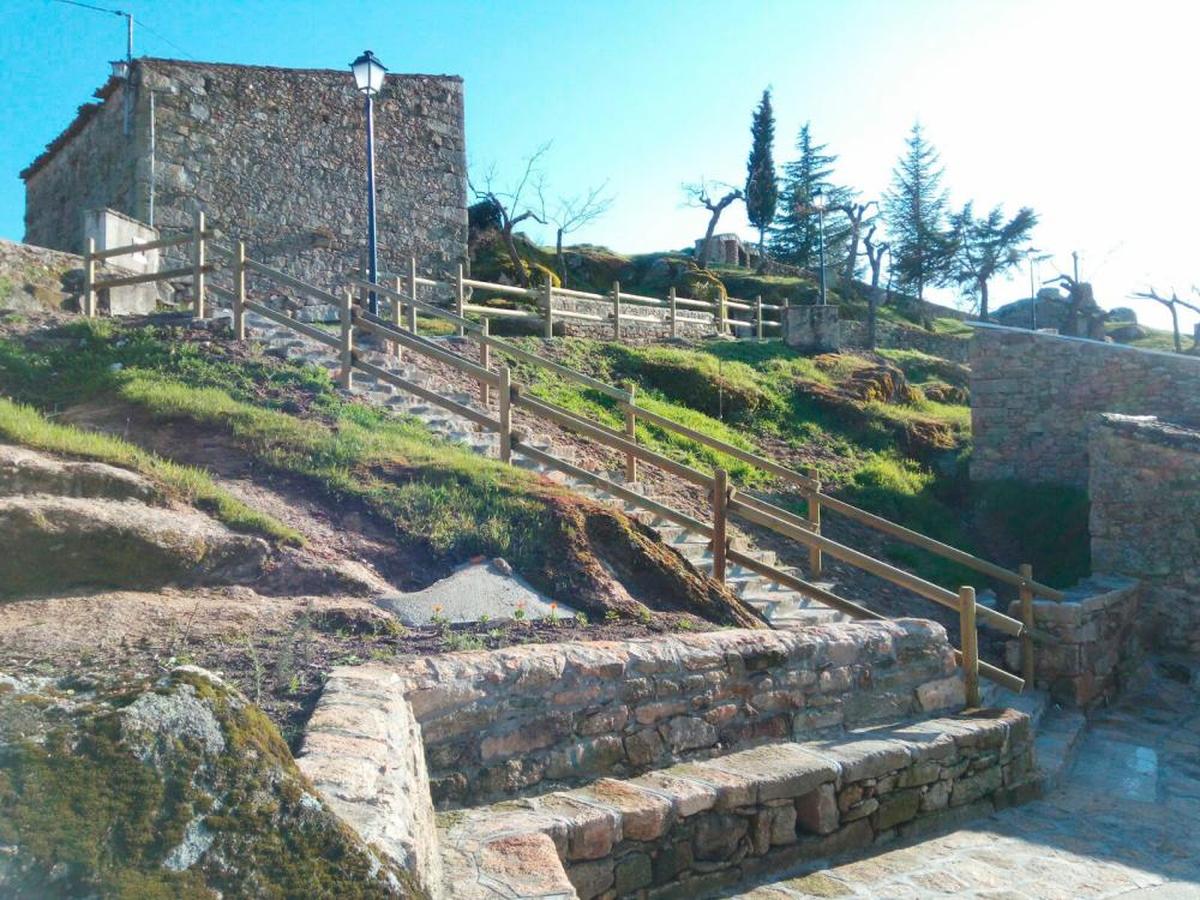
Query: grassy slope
[{"left": 0, "top": 318, "right": 755, "bottom": 625}]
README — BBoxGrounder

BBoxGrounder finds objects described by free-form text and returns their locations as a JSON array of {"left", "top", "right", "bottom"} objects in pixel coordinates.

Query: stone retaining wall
[
  {"left": 970, "top": 324, "right": 1200, "bottom": 486},
  {"left": 841, "top": 320, "right": 969, "bottom": 363},
  {"left": 1089, "top": 415, "right": 1200, "bottom": 656},
  {"left": 399, "top": 621, "right": 961, "bottom": 808},
  {"left": 1006, "top": 575, "right": 1140, "bottom": 708},
  {"left": 443, "top": 707, "right": 1035, "bottom": 899}
]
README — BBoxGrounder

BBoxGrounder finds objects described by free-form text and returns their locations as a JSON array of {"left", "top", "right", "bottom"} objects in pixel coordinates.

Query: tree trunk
[
  {"left": 979, "top": 278, "right": 989, "bottom": 321},
  {"left": 868, "top": 269, "right": 882, "bottom": 351},
  {"left": 502, "top": 224, "right": 530, "bottom": 288},
  {"left": 1171, "top": 304, "right": 1182, "bottom": 353},
  {"left": 842, "top": 218, "right": 862, "bottom": 298},
  {"left": 698, "top": 213, "right": 722, "bottom": 270},
  {"left": 756, "top": 229, "right": 767, "bottom": 273}
]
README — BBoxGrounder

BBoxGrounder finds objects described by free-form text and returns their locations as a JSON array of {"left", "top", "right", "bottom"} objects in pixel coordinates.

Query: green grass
[{"left": 0, "top": 397, "right": 301, "bottom": 544}]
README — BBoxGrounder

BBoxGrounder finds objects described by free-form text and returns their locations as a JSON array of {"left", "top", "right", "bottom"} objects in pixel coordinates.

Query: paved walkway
[{"left": 730, "top": 665, "right": 1200, "bottom": 899}]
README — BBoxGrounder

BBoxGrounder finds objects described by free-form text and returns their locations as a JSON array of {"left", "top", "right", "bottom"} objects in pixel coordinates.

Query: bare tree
[
  {"left": 684, "top": 181, "right": 744, "bottom": 270},
  {"left": 863, "top": 224, "right": 890, "bottom": 350},
  {"left": 469, "top": 143, "right": 550, "bottom": 287},
  {"left": 1130, "top": 287, "right": 1200, "bottom": 353},
  {"left": 540, "top": 182, "right": 614, "bottom": 284},
  {"left": 1045, "top": 273, "right": 1097, "bottom": 338},
  {"left": 838, "top": 200, "right": 876, "bottom": 299}
]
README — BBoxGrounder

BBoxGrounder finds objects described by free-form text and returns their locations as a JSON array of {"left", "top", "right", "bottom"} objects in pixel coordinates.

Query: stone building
[
  {"left": 693, "top": 233, "right": 760, "bottom": 268},
  {"left": 21, "top": 58, "right": 467, "bottom": 292}
]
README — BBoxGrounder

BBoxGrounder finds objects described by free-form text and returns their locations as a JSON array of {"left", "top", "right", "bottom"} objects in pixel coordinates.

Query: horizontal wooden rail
[
  {"left": 632, "top": 405, "right": 820, "bottom": 491},
  {"left": 726, "top": 493, "right": 1024, "bottom": 637},
  {"left": 461, "top": 278, "right": 537, "bottom": 298},
  {"left": 954, "top": 650, "right": 1025, "bottom": 693},
  {"left": 551, "top": 286, "right": 607, "bottom": 301},
  {"left": 813, "top": 490, "right": 1066, "bottom": 601},
  {"left": 513, "top": 393, "right": 713, "bottom": 488},
  {"left": 553, "top": 308, "right": 609, "bottom": 323},
  {"left": 462, "top": 303, "right": 540, "bottom": 320},
  {"left": 352, "top": 356, "right": 500, "bottom": 431},
  {"left": 89, "top": 230, "right": 217, "bottom": 260},
  {"left": 726, "top": 548, "right": 883, "bottom": 622},
  {"left": 93, "top": 264, "right": 212, "bottom": 290},
  {"left": 514, "top": 441, "right": 713, "bottom": 537},
  {"left": 243, "top": 299, "right": 339, "bottom": 348},
  {"left": 354, "top": 310, "right": 499, "bottom": 386},
  {"left": 731, "top": 492, "right": 816, "bottom": 534},
  {"left": 243, "top": 258, "right": 342, "bottom": 307}
]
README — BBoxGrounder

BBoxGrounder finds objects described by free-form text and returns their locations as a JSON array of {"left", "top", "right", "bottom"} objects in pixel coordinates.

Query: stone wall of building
[
  {"left": 1089, "top": 414, "right": 1200, "bottom": 656},
  {"left": 23, "top": 59, "right": 467, "bottom": 301},
  {"left": 841, "top": 320, "right": 970, "bottom": 363},
  {"left": 969, "top": 324, "right": 1200, "bottom": 486}
]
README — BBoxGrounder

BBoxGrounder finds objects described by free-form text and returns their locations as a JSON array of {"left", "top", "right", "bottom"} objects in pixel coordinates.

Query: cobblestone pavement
[{"left": 729, "top": 665, "right": 1200, "bottom": 899}]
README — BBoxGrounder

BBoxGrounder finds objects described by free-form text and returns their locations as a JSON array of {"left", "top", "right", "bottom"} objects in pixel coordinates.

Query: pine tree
[
  {"left": 884, "top": 122, "right": 951, "bottom": 303},
  {"left": 769, "top": 123, "right": 852, "bottom": 269},
  {"left": 744, "top": 89, "right": 778, "bottom": 267}
]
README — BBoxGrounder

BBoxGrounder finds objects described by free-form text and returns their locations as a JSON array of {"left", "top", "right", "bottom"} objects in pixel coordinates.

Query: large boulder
[
  {"left": 0, "top": 496, "right": 269, "bottom": 598},
  {"left": 0, "top": 443, "right": 159, "bottom": 502},
  {"left": 0, "top": 667, "right": 418, "bottom": 897}
]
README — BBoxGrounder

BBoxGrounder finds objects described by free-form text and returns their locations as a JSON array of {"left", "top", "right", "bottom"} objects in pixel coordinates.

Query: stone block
[
  {"left": 614, "top": 852, "right": 652, "bottom": 894},
  {"left": 873, "top": 787, "right": 921, "bottom": 830},
  {"left": 783, "top": 304, "right": 840, "bottom": 353},
  {"left": 794, "top": 782, "right": 838, "bottom": 835},
  {"left": 693, "top": 812, "right": 748, "bottom": 861},
  {"left": 580, "top": 779, "right": 674, "bottom": 842},
  {"left": 704, "top": 743, "right": 837, "bottom": 803},
  {"left": 568, "top": 857, "right": 615, "bottom": 900}
]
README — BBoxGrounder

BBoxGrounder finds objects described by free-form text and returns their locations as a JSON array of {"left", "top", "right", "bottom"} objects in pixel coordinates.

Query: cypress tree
[
  {"left": 744, "top": 89, "right": 778, "bottom": 267},
  {"left": 884, "top": 122, "right": 951, "bottom": 303}
]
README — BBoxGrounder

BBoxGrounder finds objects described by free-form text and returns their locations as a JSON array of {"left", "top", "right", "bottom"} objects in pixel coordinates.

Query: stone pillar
[
  {"left": 83, "top": 207, "right": 159, "bottom": 315},
  {"left": 783, "top": 305, "right": 840, "bottom": 353}
]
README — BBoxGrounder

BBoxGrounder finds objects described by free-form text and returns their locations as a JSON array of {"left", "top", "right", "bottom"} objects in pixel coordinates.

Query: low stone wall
[
  {"left": 443, "top": 707, "right": 1035, "bottom": 899},
  {"left": 841, "top": 320, "right": 970, "bottom": 363},
  {"left": 1089, "top": 414, "right": 1200, "bottom": 656},
  {"left": 1005, "top": 575, "right": 1140, "bottom": 708},
  {"left": 398, "top": 621, "right": 961, "bottom": 808},
  {"left": 970, "top": 324, "right": 1200, "bottom": 486},
  {"left": 0, "top": 238, "right": 82, "bottom": 313}
]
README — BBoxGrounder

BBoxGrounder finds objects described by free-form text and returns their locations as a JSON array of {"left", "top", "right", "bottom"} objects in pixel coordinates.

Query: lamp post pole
[
  {"left": 813, "top": 190, "right": 828, "bottom": 306},
  {"left": 350, "top": 50, "right": 387, "bottom": 316},
  {"left": 364, "top": 91, "right": 379, "bottom": 314}
]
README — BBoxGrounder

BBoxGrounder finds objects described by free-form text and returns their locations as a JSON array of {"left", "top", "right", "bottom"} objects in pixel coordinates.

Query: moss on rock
[{"left": 0, "top": 668, "right": 421, "bottom": 898}]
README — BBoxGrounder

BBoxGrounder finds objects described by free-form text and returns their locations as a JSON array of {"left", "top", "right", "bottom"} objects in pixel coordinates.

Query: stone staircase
[{"left": 242, "top": 310, "right": 848, "bottom": 628}]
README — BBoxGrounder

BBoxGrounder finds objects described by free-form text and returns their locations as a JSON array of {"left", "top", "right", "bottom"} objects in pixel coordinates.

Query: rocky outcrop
[
  {"left": 0, "top": 495, "right": 268, "bottom": 597},
  {"left": 0, "top": 667, "right": 418, "bottom": 897},
  {"left": 0, "top": 238, "right": 81, "bottom": 313},
  {"left": 0, "top": 443, "right": 159, "bottom": 501}
]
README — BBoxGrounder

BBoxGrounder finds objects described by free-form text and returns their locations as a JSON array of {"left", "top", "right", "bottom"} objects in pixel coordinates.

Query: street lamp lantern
[
  {"left": 811, "top": 190, "right": 828, "bottom": 305},
  {"left": 350, "top": 50, "right": 387, "bottom": 96},
  {"left": 350, "top": 50, "right": 387, "bottom": 314}
]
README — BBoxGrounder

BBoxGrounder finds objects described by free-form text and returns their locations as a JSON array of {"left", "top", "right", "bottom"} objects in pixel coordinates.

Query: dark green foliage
[
  {"left": 884, "top": 122, "right": 953, "bottom": 303},
  {"left": 744, "top": 89, "right": 779, "bottom": 259},
  {"left": 971, "top": 480, "right": 1091, "bottom": 588},
  {"left": 770, "top": 123, "right": 853, "bottom": 268},
  {"left": 946, "top": 203, "right": 1038, "bottom": 320}
]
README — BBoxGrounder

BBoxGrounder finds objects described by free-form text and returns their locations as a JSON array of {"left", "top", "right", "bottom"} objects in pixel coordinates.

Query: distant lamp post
[
  {"left": 811, "top": 190, "right": 828, "bottom": 306},
  {"left": 350, "top": 50, "right": 387, "bottom": 314}
]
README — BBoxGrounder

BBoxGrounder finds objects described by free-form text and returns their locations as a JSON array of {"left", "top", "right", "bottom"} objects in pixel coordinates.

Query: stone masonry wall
[
  {"left": 397, "top": 620, "right": 961, "bottom": 809},
  {"left": 969, "top": 324, "right": 1200, "bottom": 486},
  {"left": 1089, "top": 414, "right": 1200, "bottom": 656},
  {"left": 1005, "top": 575, "right": 1140, "bottom": 708},
  {"left": 841, "top": 320, "right": 970, "bottom": 363},
  {"left": 24, "top": 59, "right": 467, "bottom": 300}
]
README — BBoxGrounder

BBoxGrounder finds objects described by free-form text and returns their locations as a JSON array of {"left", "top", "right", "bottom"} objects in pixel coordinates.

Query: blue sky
[{"left": 1, "top": 0, "right": 1196, "bottom": 329}]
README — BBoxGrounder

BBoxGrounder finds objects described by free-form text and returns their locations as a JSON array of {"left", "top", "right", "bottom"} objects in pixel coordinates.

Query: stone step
[{"left": 438, "top": 709, "right": 1036, "bottom": 900}]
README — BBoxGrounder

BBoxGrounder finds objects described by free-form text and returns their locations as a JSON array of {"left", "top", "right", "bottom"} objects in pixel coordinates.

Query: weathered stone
[
  {"left": 873, "top": 787, "right": 922, "bottom": 830},
  {"left": 693, "top": 812, "right": 748, "bottom": 861},
  {"left": 660, "top": 715, "right": 718, "bottom": 753},
  {"left": 625, "top": 727, "right": 666, "bottom": 768},
  {"left": 567, "top": 857, "right": 614, "bottom": 900},
  {"left": 581, "top": 779, "right": 673, "bottom": 842},
  {"left": 614, "top": 852, "right": 652, "bottom": 894},
  {"left": 794, "top": 782, "right": 838, "bottom": 835},
  {"left": 704, "top": 743, "right": 836, "bottom": 803}
]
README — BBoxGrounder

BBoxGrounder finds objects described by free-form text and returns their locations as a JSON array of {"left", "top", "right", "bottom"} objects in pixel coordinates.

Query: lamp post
[
  {"left": 350, "top": 50, "right": 387, "bottom": 314},
  {"left": 812, "top": 190, "right": 828, "bottom": 306}
]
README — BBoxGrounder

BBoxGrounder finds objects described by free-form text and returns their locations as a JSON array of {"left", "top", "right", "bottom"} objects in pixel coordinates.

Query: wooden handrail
[
  {"left": 813, "top": 490, "right": 1066, "bottom": 601},
  {"left": 243, "top": 299, "right": 339, "bottom": 348},
  {"left": 354, "top": 310, "right": 499, "bottom": 387},
  {"left": 89, "top": 230, "right": 218, "bottom": 260},
  {"left": 243, "top": 258, "right": 342, "bottom": 307},
  {"left": 353, "top": 356, "right": 500, "bottom": 431},
  {"left": 93, "top": 265, "right": 212, "bottom": 291}
]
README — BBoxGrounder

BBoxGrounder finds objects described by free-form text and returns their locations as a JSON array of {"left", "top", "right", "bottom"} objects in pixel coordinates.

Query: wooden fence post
[
  {"left": 612, "top": 280, "right": 621, "bottom": 340},
  {"left": 669, "top": 286, "right": 678, "bottom": 340},
  {"left": 407, "top": 257, "right": 418, "bottom": 333},
  {"left": 83, "top": 238, "right": 96, "bottom": 318},
  {"left": 543, "top": 275, "right": 554, "bottom": 339},
  {"left": 339, "top": 288, "right": 354, "bottom": 390},
  {"left": 498, "top": 364, "right": 512, "bottom": 464},
  {"left": 755, "top": 295, "right": 764, "bottom": 341},
  {"left": 233, "top": 240, "right": 246, "bottom": 340},
  {"left": 192, "top": 209, "right": 206, "bottom": 318},
  {"left": 1019, "top": 563, "right": 1035, "bottom": 687},
  {"left": 959, "top": 585, "right": 981, "bottom": 707},
  {"left": 711, "top": 468, "right": 728, "bottom": 584},
  {"left": 718, "top": 292, "right": 727, "bottom": 335},
  {"left": 807, "top": 484, "right": 823, "bottom": 577},
  {"left": 480, "top": 317, "right": 492, "bottom": 407},
  {"left": 624, "top": 383, "right": 638, "bottom": 483},
  {"left": 456, "top": 263, "right": 466, "bottom": 337},
  {"left": 390, "top": 275, "right": 403, "bottom": 360}
]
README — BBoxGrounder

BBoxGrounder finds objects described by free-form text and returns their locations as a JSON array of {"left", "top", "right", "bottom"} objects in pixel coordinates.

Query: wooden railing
[
  {"left": 86, "top": 232, "right": 1067, "bottom": 702},
  {"left": 83, "top": 210, "right": 215, "bottom": 319}
]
